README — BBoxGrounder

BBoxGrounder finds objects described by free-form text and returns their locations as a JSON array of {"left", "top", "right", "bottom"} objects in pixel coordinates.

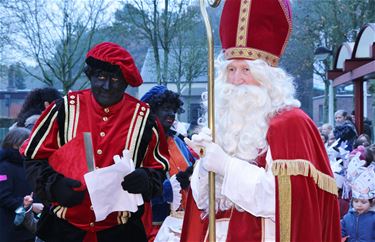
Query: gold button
[
  {"left": 103, "top": 117, "right": 108, "bottom": 121},
  {"left": 104, "top": 108, "right": 109, "bottom": 113},
  {"left": 69, "top": 100, "right": 75, "bottom": 105},
  {"left": 89, "top": 222, "right": 94, "bottom": 227},
  {"left": 139, "top": 112, "right": 144, "bottom": 116},
  {"left": 70, "top": 95, "right": 75, "bottom": 99},
  {"left": 100, "top": 132, "right": 105, "bottom": 137},
  {"left": 141, "top": 107, "right": 146, "bottom": 111},
  {"left": 90, "top": 206, "right": 94, "bottom": 211},
  {"left": 97, "top": 149, "right": 102, "bottom": 155}
]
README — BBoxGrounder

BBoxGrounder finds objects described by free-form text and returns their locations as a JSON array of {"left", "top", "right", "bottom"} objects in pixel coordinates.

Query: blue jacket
[
  {"left": 341, "top": 208, "right": 375, "bottom": 242},
  {"left": 0, "top": 148, "right": 35, "bottom": 242},
  {"left": 151, "top": 133, "right": 195, "bottom": 223}
]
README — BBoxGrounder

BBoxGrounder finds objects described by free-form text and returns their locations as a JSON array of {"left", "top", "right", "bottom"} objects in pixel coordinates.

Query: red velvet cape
[{"left": 181, "top": 108, "right": 341, "bottom": 242}]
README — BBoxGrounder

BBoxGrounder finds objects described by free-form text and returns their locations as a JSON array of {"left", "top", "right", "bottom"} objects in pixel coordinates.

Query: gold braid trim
[
  {"left": 278, "top": 175, "right": 291, "bottom": 242},
  {"left": 272, "top": 159, "right": 338, "bottom": 196}
]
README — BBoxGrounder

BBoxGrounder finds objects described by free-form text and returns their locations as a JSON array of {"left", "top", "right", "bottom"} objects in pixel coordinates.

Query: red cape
[{"left": 181, "top": 108, "right": 341, "bottom": 242}]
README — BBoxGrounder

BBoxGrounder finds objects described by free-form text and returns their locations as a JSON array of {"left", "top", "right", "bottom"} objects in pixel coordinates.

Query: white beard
[{"left": 215, "top": 81, "right": 272, "bottom": 161}]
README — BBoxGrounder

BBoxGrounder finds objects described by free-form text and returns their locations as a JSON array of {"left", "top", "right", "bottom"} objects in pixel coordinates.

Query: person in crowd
[
  {"left": 140, "top": 85, "right": 196, "bottom": 241},
  {"left": 321, "top": 123, "right": 333, "bottom": 137},
  {"left": 320, "top": 132, "right": 328, "bottom": 146},
  {"left": 341, "top": 162, "right": 375, "bottom": 242},
  {"left": 353, "top": 133, "right": 371, "bottom": 149},
  {"left": 180, "top": 0, "right": 341, "bottom": 241},
  {"left": 334, "top": 174, "right": 350, "bottom": 219},
  {"left": 341, "top": 197, "right": 375, "bottom": 242},
  {"left": 334, "top": 110, "right": 357, "bottom": 151},
  {"left": 186, "top": 119, "right": 204, "bottom": 139},
  {"left": 367, "top": 143, "right": 375, "bottom": 165},
  {"left": 326, "top": 130, "right": 341, "bottom": 164},
  {"left": 351, "top": 110, "right": 373, "bottom": 140},
  {"left": 10, "top": 87, "right": 62, "bottom": 130},
  {"left": 327, "top": 131, "right": 337, "bottom": 147},
  {"left": 20, "top": 42, "right": 170, "bottom": 242},
  {"left": 363, "top": 118, "right": 373, "bottom": 141},
  {"left": 0, "top": 127, "right": 36, "bottom": 242},
  {"left": 16, "top": 193, "right": 42, "bottom": 233},
  {"left": 14, "top": 193, "right": 44, "bottom": 242}
]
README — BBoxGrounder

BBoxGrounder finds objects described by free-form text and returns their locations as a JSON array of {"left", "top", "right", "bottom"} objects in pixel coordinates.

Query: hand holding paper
[{"left": 84, "top": 149, "right": 143, "bottom": 222}]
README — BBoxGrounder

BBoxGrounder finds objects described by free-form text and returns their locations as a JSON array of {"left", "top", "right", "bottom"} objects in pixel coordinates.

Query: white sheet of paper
[{"left": 84, "top": 150, "right": 143, "bottom": 222}]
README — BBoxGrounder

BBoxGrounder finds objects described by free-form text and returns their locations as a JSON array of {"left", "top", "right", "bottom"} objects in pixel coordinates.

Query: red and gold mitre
[{"left": 220, "top": 0, "right": 292, "bottom": 66}]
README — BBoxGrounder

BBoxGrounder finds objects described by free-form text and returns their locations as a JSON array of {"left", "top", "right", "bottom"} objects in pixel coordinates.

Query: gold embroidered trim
[
  {"left": 224, "top": 47, "right": 280, "bottom": 66},
  {"left": 117, "top": 211, "right": 129, "bottom": 224},
  {"left": 278, "top": 175, "right": 291, "bottom": 242},
  {"left": 24, "top": 103, "right": 57, "bottom": 158},
  {"left": 272, "top": 159, "right": 338, "bottom": 196},
  {"left": 117, "top": 211, "right": 121, "bottom": 224},
  {"left": 129, "top": 115, "right": 143, "bottom": 161},
  {"left": 133, "top": 107, "right": 150, "bottom": 164},
  {"left": 67, "top": 98, "right": 75, "bottom": 142},
  {"left": 152, "top": 127, "right": 169, "bottom": 170},
  {"left": 64, "top": 96, "right": 69, "bottom": 144},
  {"left": 236, "top": 0, "right": 251, "bottom": 47},
  {"left": 203, "top": 217, "right": 231, "bottom": 242},
  {"left": 277, "top": 0, "right": 293, "bottom": 56},
  {"left": 31, "top": 111, "right": 58, "bottom": 159},
  {"left": 53, "top": 205, "right": 67, "bottom": 220},
  {"left": 57, "top": 131, "right": 61, "bottom": 148},
  {"left": 73, "top": 95, "right": 80, "bottom": 139},
  {"left": 62, "top": 206, "right": 67, "bottom": 219},
  {"left": 261, "top": 217, "right": 265, "bottom": 242},
  {"left": 125, "top": 103, "right": 140, "bottom": 153}
]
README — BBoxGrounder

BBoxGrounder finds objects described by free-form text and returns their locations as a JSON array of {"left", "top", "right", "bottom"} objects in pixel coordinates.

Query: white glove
[
  {"left": 113, "top": 149, "right": 135, "bottom": 172},
  {"left": 339, "top": 140, "right": 348, "bottom": 150},
  {"left": 32, "top": 203, "right": 44, "bottom": 214},
  {"left": 113, "top": 149, "right": 132, "bottom": 165},
  {"left": 169, "top": 175, "right": 182, "bottom": 211},
  {"left": 184, "top": 127, "right": 212, "bottom": 156},
  {"left": 202, "top": 142, "right": 231, "bottom": 176}
]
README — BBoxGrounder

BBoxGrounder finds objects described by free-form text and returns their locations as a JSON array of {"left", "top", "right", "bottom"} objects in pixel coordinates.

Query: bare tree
[
  {"left": 0, "top": 6, "right": 10, "bottom": 49},
  {"left": 283, "top": 0, "right": 375, "bottom": 122},
  {"left": 115, "top": 1, "right": 161, "bottom": 82},
  {"left": 115, "top": 0, "right": 193, "bottom": 85},
  {"left": 3, "top": 0, "right": 110, "bottom": 93}
]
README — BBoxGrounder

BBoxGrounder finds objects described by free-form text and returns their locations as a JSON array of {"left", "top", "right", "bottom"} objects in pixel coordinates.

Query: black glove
[
  {"left": 122, "top": 168, "right": 150, "bottom": 196},
  {"left": 51, "top": 177, "right": 84, "bottom": 207},
  {"left": 176, "top": 166, "right": 194, "bottom": 189}
]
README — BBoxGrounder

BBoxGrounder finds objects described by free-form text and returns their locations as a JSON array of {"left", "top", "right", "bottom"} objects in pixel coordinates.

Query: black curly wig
[
  {"left": 16, "top": 87, "right": 62, "bottom": 127},
  {"left": 147, "top": 90, "right": 185, "bottom": 114}
]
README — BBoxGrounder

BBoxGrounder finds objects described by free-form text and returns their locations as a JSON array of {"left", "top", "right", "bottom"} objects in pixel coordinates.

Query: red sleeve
[
  {"left": 140, "top": 118, "right": 170, "bottom": 171},
  {"left": 20, "top": 101, "right": 62, "bottom": 159}
]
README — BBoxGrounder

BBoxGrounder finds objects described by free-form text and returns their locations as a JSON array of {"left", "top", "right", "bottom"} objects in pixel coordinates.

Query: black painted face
[
  {"left": 155, "top": 103, "right": 177, "bottom": 132},
  {"left": 89, "top": 69, "right": 128, "bottom": 107}
]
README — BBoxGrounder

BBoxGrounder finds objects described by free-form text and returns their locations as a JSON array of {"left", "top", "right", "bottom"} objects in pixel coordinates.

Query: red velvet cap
[
  {"left": 86, "top": 42, "right": 143, "bottom": 87},
  {"left": 220, "top": 0, "right": 292, "bottom": 66}
]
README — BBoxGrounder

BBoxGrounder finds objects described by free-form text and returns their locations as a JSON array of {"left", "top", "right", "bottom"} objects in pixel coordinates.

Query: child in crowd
[
  {"left": 0, "top": 128, "right": 34, "bottom": 242},
  {"left": 341, "top": 162, "right": 375, "bottom": 241},
  {"left": 341, "top": 198, "right": 375, "bottom": 241},
  {"left": 14, "top": 192, "right": 43, "bottom": 235}
]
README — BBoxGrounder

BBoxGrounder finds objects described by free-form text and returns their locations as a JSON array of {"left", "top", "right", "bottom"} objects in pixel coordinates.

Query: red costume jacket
[{"left": 21, "top": 89, "right": 170, "bottom": 240}]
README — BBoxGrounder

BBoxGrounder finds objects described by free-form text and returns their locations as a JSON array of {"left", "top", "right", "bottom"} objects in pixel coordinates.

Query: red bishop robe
[{"left": 181, "top": 108, "right": 341, "bottom": 242}]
